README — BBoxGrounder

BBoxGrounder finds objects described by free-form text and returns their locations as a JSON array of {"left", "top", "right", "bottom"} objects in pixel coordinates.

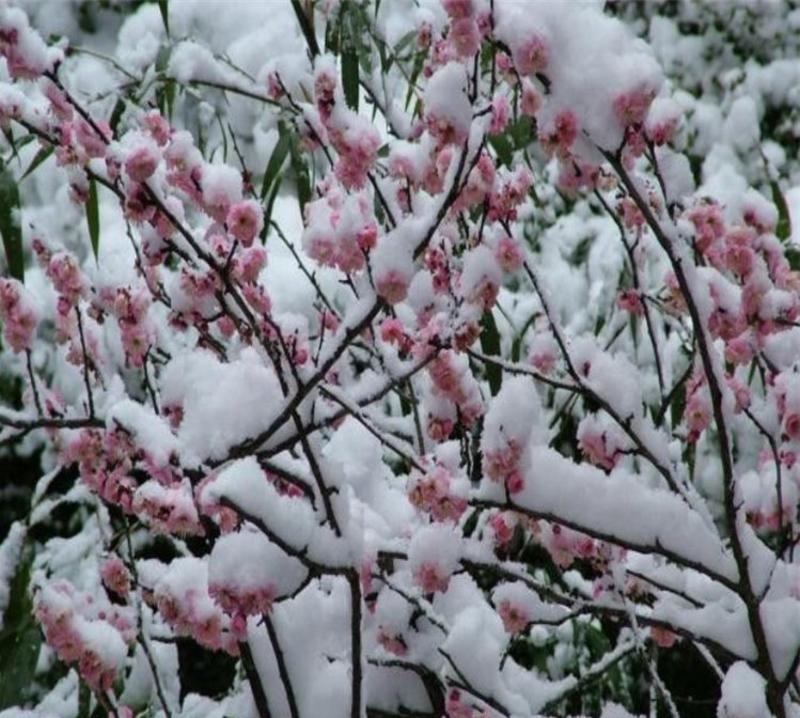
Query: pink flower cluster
[
  {"left": 63, "top": 428, "right": 138, "bottom": 512},
  {"left": 576, "top": 415, "right": 628, "bottom": 471},
  {"left": 0, "top": 277, "right": 38, "bottom": 352},
  {"left": 408, "top": 464, "right": 468, "bottom": 523},
  {"left": 0, "top": 7, "right": 60, "bottom": 79},
  {"left": 426, "top": 350, "right": 484, "bottom": 429},
  {"left": 442, "top": 0, "right": 482, "bottom": 59},
  {"left": 132, "top": 479, "right": 204, "bottom": 536},
  {"left": 208, "top": 579, "right": 277, "bottom": 639},
  {"left": 412, "top": 561, "right": 452, "bottom": 594},
  {"left": 542, "top": 523, "right": 599, "bottom": 569},
  {"left": 34, "top": 580, "right": 134, "bottom": 691},
  {"left": 313, "top": 59, "right": 381, "bottom": 189},
  {"left": 377, "top": 628, "right": 408, "bottom": 657},
  {"left": 446, "top": 688, "right": 493, "bottom": 718},
  {"left": 153, "top": 574, "right": 238, "bottom": 655},
  {"left": 303, "top": 188, "right": 378, "bottom": 273},
  {"left": 111, "top": 287, "right": 153, "bottom": 368},
  {"left": 100, "top": 556, "right": 132, "bottom": 598},
  {"left": 497, "top": 598, "right": 530, "bottom": 635},
  {"left": 483, "top": 437, "right": 525, "bottom": 495}
]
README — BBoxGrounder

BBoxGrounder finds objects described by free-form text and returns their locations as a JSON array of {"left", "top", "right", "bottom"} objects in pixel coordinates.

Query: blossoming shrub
[{"left": 0, "top": 1, "right": 800, "bottom": 717}]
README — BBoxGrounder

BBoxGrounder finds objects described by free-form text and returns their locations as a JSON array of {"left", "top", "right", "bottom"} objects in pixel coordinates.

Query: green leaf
[
  {"left": 77, "top": 681, "right": 91, "bottom": 718},
  {"left": 771, "top": 179, "right": 792, "bottom": 242},
  {"left": 86, "top": 178, "right": 100, "bottom": 259},
  {"left": 489, "top": 133, "right": 513, "bottom": 168},
  {"left": 261, "top": 179, "right": 282, "bottom": 244},
  {"left": 393, "top": 29, "right": 417, "bottom": 57},
  {"left": 0, "top": 158, "right": 24, "bottom": 282},
  {"left": 405, "top": 52, "right": 424, "bottom": 112},
  {"left": 0, "top": 545, "right": 41, "bottom": 709},
  {"left": 509, "top": 116, "right": 533, "bottom": 150},
  {"left": 158, "top": 0, "right": 170, "bottom": 37},
  {"left": 20, "top": 145, "right": 53, "bottom": 181},
  {"left": 511, "top": 312, "right": 538, "bottom": 363},
  {"left": 342, "top": 46, "right": 359, "bottom": 111},
  {"left": 289, "top": 134, "right": 311, "bottom": 215},
  {"left": 480, "top": 311, "right": 502, "bottom": 396},
  {"left": 260, "top": 124, "right": 291, "bottom": 201},
  {"left": 290, "top": 0, "right": 320, "bottom": 57},
  {"left": 108, "top": 97, "right": 126, "bottom": 135}
]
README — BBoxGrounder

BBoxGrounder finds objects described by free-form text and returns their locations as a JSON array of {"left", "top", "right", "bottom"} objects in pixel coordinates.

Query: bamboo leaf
[
  {"left": 0, "top": 545, "right": 41, "bottom": 709},
  {"left": 289, "top": 134, "right": 311, "bottom": 215},
  {"left": 20, "top": 145, "right": 53, "bottom": 181},
  {"left": 480, "top": 310, "right": 502, "bottom": 396},
  {"left": 260, "top": 124, "right": 291, "bottom": 201},
  {"left": 290, "top": 0, "right": 320, "bottom": 57},
  {"left": 0, "top": 158, "right": 24, "bottom": 282},
  {"left": 86, "top": 178, "right": 100, "bottom": 259},
  {"left": 158, "top": 0, "right": 170, "bottom": 37},
  {"left": 342, "top": 46, "right": 359, "bottom": 111},
  {"left": 771, "top": 179, "right": 792, "bottom": 242}
]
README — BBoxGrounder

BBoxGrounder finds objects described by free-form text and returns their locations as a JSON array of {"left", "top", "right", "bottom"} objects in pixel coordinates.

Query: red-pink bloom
[
  {"left": 413, "top": 561, "right": 451, "bottom": 594},
  {"left": 100, "top": 556, "right": 131, "bottom": 597},
  {"left": 376, "top": 268, "right": 410, "bottom": 304},
  {"left": 494, "top": 235, "right": 523, "bottom": 273},
  {"left": 613, "top": 86, "right": 655, "bottom": 127},
  {"left": 489, "top": 94, "right": 511, "bottom": 135},
  {"left": 513, "top": 34, "right": 549, "bottom": 76},
  {"left": 226, "top": 200, "right": 263, "bottom": 247},
  {"left": 450, "top": 18, "right": 480, "bottom": 58},
  {"left": 498, "top": 599, "right": 530, "bottom": 635},
  {"left": 489, "top": 512, "right": 515, "bottom": 548},
  {"left": 617, "top": 289, "right": 644, "bottom": 316},
  {"left": 520, "top": 78, "right": 542, "bottom": 117},
  {"left": 441, "top": 0, "right": 474, "bottom": 20},
  {"left": 125, "top": 143, "right": 160, "bottom": 182},
  {"left": 0, "top": 277, "right": 38, "bottom": 352}
]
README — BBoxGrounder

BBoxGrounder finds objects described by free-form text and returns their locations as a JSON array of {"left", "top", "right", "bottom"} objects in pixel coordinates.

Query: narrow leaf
[
  {"left": 0, "top": 158, "right": 24, "bottom": 282},
  {"left": 108, "top": 97, "right": 126, "bottom": 134},
  {"left": 261, "top": 178, "right": 283, "bottom": 243},
  {"left": 342, "top": 46, "right": 359, "bottom": 111},
  {"left": 289, "top": 135, "right": 311, "bottom": 215},
  {"left": 20, "top": 145, "right": 53, "bottom": 181},
  {"left": 290, "top": 0, "right": 320, "bottom": 57},
  {"left": 86, "top": 178, "right": 100, "bottom": 259},
  {"left": 771, "top": 179, "right": 792, "bottom": 242},
  {"left": 260, "top": 124, "right": 291, "bottom": 201},
  {"left": 158, "top": 0, "right": 170, "bottom": 37},
  {"left": 0, "top": 546, "right": 41, "bottom": 709},
  {"left": 480, "top": 311, "right": 502, "bottom": 396}
]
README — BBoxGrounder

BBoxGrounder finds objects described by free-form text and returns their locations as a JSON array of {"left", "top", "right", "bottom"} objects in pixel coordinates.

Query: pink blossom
[
  {"left": 520, "top": 79, "right": 542, "bottom": 117},
  {"left": 494, "top": 235, "right": 525, "bottom": 273},
  {"left": 513, "top": 34, "right": 549, "bottom": 76},
  {"left": 100, "top": 556, "right": 131, "bottom": 597},
  {"left": 489, "top": 512, "right": 515, "bottom": 548},
  {"left": 489, "top": 95, "right": 511, "bottom": 135},
  {"left": 617, "top": 289, "right": 644, "bottom": 316},
  {"left": 684, "top": 391, "right": 711, "bottom": 442},
  {"left": 0, "top": 278, "right": 38, "bottom": 352},
  {"left": 377, "top": 628, "right": 408, "bottom": 656},
  {"left": 450, "top": 18, "right": 480, "bottom": 58},
  {"left": 413, "top": 561, "right": 451, "bottom": 594},
  {"left": 498, "top": 599, "right": 530, "bottom": 634},
  {"left": 125, "top": 143, "right": 160, "bottom": 182},
  {"left": 613, "top": 86, "right": 655, "bottom": 127},
  {"left": 226, "top": 200, "right": 264, "bottom": 246},
  {"left": 441, "top": 0, "right": 474, "bottom": 20},
  {"left": 376, "top": 268, "right": 410, "bottom": 304}
]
